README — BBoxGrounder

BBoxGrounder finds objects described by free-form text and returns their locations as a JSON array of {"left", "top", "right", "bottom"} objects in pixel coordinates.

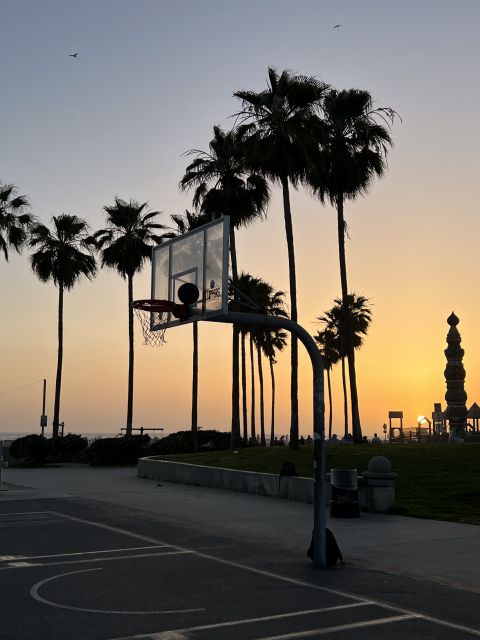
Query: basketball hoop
[{"left": 133, "top": 299, "right": 190, "bottom": 347}]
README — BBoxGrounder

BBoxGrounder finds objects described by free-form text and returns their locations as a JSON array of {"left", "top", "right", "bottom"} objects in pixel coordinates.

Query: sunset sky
[{"left": 2, "top": 0, "right": 480, "bottom": 438}]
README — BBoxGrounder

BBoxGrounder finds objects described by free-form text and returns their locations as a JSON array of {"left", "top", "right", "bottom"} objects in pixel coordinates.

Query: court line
[
  {"left": 250, "top": 614, "right": 421, "bottom": 640},
  {"left": 108, "top": 602, "right": 374, "bottom": 640},
  {"left": 0, "top": 550, "right": 192, "bottom": 571},
  {"left": 0, "top": 511, "right": 56, "bottom": 516},
  {"left": 49, "top": 511, "right": 480, "bottom": 638},
  {"left": 0, "top": 545, "right": 168, "bottom": 563},
  {"left": 30, "top": 568, "right": 205, "bottom": 615}
]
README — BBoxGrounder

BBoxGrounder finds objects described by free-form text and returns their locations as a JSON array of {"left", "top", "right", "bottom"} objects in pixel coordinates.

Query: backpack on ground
[
  {"left": 307, "top": 528, "right": 344, "bottom": 566},
  {"left": 278, "top": 460, "right": 298, "bottom": 489}
]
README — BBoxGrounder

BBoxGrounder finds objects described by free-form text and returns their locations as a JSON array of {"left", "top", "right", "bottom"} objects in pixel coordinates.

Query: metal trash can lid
[{"left": 331, "top": 468, "right": 358, "bottom": 489}]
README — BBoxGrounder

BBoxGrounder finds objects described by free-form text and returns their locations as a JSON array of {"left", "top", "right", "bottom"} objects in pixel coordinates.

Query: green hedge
[
  {"left": 86, "top": 435, "right": 150, "bottom": 466},
  {"left": 9, "top": 434, "right": 50, "bottom": 464},
  {"left": 148, "top": 430, "right": 230, "bottom": 455},
  {"left": 9, "top": 433, "right": 89, "bottom": 464}
]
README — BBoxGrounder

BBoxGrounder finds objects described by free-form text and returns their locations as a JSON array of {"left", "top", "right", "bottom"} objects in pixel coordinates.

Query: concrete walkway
[{"left": 2, "top": 464, "right": 479, "bottom": 594}]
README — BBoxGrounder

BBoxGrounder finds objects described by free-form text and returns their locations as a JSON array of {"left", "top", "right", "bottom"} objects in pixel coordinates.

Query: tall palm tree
[
  {"left": 180, "top": 126, "right": 270, "bottom": 445},
  {"left": 0, "top": 183, "right": 33, "bottom": 261},
  {"left": 262, "top": 328, "right": 288, "bottom": 446},
  {"left": 168, "top": 210, "right": 211, "bottom": 451},
  {"left": 240, "top": 327, "right": 249, "bottom": 444},
  {"left": 234, "top": 67, "right": 328, "bottom": 448},
  {"left": 29, "top": 215, "right": 96, "bottom": 438},
  {"left": 317, "top": 294, "right": 372, "bottom": 437},
  {"left": 93, "top": 198, "right": 166, "bottom": 435},
  {"left": 314, "top": 328, "right": 340, "bottom": 439},
  {"left": 234, "top": 272, "right": 288, "bottom": 445},
  {"left": 308, "top": 88, "right": 395, "bottom": 441}
]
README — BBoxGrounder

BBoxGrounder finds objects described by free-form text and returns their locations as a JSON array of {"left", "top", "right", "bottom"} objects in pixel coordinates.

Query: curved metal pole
[{"left": 212, "top": 312, "right": 326, "bottom": 568}]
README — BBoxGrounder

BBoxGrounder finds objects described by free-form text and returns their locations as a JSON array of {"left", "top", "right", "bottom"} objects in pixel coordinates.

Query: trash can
[{"left": 330, "top": 468, "right": 360, "bottom": 518}]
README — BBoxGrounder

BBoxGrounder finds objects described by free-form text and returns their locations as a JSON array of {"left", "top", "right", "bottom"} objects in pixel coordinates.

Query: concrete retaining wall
[{"left": 138, "top": 457, "right": 339, "bottom": 505}]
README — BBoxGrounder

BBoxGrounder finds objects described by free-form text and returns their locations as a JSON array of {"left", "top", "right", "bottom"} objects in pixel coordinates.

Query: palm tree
[
  {"left": 29, "top": 215, "right": 96, "bottom": 438},
  {"left": 168, "top": 210, "right": 211, "bottom": 451},
  {"left": 0, "top": 183, "right": 33, "bottom": 261},
  {"left": 314, "top": 328, "right": 340, "bottom": 439},
  {"left": 233, "top": 272, "right": 288, "bottom": 445},
  {"left": 240, "top": 327, "right": 248, "bottom": 444},
  {"left": 308, "top": 88, "right": 396, "bottom": 441},
  {"left": 234, "top": 67, "right": 328, "bottom": 448},
  {"left": 180, "top": 126, "right": 270, "bottom": 445},
  {"left": 93, "top": 198, "right": 166, "bottom": 435},
  {"left": 260, "top": 328, "right": 288, "bottom": 446},
  {"left": 317, "top": 294, "right": 372, "bottom": 437}
]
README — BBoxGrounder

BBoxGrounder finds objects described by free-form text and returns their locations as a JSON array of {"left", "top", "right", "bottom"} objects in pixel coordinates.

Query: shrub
[
  {"left": 86, "top": 435, "right": 150, "bottom": 466},
  {"left": 9, "top": 434, "right": 50, "bottom": 464},
  {"left": 148, "top": 429, "right": 231, "bottom": 455},
  {"left": 54, "top": 433, "right": 89, "bottom": 462}
]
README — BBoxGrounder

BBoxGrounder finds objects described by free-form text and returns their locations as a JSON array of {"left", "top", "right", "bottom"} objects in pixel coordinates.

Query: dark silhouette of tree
[
  {"left": 308, "top": 88, "right": 395, "bottom": 441},
  {"left": 314, "top": 328, "right": 340, "bottom": 439},
  {"left": 261, "top": 327, "right": 288, "bottom": 446},
  {"left": 235, "top": 67, "right": 328, "bottom": 449},
  {"left": 180, "top": 126, "right": 269, "bottom": 446},
  {"left": 317, "top": 294, "right": 372, "bottom": 438},
  {"left": 29, "top": 215, "right": 96, "bottom": 438},
  {"left": 93, "top": 198, "right": 165, "bottom": 435},
  {"left": 0, "top": 183, "right": 33, "bottom": 261},
  {"left": 168, "top": 210, "right": 211, "bottom": 451},
  {"left": 233, "top": 272, "right": 288, "bottom": 445}
]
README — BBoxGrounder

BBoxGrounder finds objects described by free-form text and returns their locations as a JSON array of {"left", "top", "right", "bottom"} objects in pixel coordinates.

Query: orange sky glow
[{"left": 2, "top": 1, "right": 480, "bottom": 438}]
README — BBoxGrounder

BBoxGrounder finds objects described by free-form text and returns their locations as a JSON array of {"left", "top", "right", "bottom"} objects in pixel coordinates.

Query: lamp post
[{"left": 382, "top": 423, "right": 388, "bottom": 444}]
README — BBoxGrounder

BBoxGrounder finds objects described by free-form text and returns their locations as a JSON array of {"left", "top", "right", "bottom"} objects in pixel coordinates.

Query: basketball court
[{"left": 1, "top": 498, "right": 479, "bottom": 640}]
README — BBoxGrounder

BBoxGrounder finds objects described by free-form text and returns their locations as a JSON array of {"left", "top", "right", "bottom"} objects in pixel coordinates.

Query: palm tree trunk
[
  {"left": 241, "top": 330, "right": 248, "bottom": 444},
  {"left": 52, "top": 283, "right": 64, "bottom": 440},
  {"left": 126, "top": 274, "right": 134, "bottom": 436},
  {"left": 269, "top": 358, "right": 276, "bottom": 446},
  {"left": 341, "top": 357, "right": 348, "bottom": 438},
  {"left": 191, "top": 321, "right": 199, "bottom": 451},
  {"left": 280, "top": 176, "right": 299, "bottom": 449},
  {"left": 337, "top": 196, "right": 362, "bottom": 441},
  {"left": 249, "top": 334, "right": 256, "bottom": 442},
  {"left": 327, "top": 367, "right": 333, "bottom": 439},
  {"left": 257, "top": 344, "right": 265, "bottom": 446},
  {"left": 230, "top": 225, "right": 241, "bottom": 447}
]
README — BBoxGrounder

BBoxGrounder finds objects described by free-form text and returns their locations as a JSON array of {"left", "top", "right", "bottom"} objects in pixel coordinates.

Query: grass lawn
[{"left": 154, "top": 443, "right": 480, "bottom": 525}]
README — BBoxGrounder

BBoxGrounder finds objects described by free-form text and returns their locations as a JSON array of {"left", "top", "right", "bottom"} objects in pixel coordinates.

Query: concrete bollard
[{"left": 361, "top": 456, "right": 398, "bottom": 513}]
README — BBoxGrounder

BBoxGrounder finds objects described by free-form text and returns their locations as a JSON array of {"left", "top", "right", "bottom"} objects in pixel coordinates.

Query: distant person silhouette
[{"left": 371, "top": 433, "right": 382, "bottom": 444}]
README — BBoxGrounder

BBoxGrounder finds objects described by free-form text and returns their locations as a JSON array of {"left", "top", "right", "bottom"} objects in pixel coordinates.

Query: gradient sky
[{"left": 2, "top": 0, "right": 480, "bottom": 437}]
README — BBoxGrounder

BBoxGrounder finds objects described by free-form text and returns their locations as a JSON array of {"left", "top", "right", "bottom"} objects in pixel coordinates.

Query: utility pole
[{"left": 40, "top": 379, "right": 47, "bottom": 437}]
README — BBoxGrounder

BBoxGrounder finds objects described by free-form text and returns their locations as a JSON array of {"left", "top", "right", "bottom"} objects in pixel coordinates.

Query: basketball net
[
  {"left": 133, "top": 307, "right": 168, "bottom": 347},
  {"left": 133, "top": 299, "right": 191, "bottom": 347}
]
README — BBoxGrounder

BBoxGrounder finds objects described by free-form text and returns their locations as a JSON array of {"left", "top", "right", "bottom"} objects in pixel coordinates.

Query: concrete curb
[{"left": 138, "top": 457, "right": 331, "bottom": 504}]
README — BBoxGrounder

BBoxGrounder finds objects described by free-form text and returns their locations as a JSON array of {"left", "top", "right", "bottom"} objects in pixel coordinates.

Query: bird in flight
[
  {"left": 332, "top": 24, "right": 341, "bottom": 29},
  {"left": 69, "top": 52, "right": 78, "bottom": 58}
]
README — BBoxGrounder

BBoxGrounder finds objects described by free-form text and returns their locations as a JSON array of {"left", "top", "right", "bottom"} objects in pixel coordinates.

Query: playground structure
[{"left": 387, "top": 401, "right": 480, "bottom": 443}]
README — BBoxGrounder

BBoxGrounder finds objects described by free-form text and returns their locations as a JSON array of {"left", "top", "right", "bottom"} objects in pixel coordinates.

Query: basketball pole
[{"left": 212, "top": 312, "right": 326, "bottom": 568}]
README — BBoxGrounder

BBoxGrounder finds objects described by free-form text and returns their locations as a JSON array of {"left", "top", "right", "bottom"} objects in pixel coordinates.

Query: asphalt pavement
[{"left": 1, "top": 464, "right": 479, "bottom": 639}]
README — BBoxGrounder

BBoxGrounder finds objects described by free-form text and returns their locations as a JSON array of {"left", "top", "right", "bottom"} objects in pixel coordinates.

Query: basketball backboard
[{"left": 151, "top": 216, "right": 229, "bottom": 329}]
